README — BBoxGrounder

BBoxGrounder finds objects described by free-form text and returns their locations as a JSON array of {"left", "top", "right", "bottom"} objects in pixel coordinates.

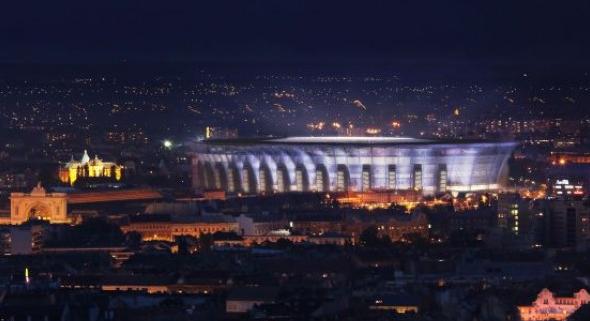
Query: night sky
[{"left": 2, "top": 1, "right": 590, "bottom": 65}]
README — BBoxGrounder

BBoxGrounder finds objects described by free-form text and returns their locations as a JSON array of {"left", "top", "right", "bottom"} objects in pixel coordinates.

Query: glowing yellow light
[{"left": 68, "top": 167, "right": 78, "bottom": 186}]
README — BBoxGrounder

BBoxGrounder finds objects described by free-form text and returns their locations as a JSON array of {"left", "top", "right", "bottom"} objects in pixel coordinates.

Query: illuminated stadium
[{"left": 191, "top": 137, "right": 517, "bottom": 195}]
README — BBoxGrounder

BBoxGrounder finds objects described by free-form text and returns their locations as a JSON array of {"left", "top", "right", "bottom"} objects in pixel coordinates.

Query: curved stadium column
[
  {"left": 215, "top": 163, "right": 228, "bottom": 191},
  {"left": 258, "top": 163, "right": 273, "bottom": 194},
  {"left": 204, "top": 162, "right": 216, "bottom": 189},
  {"left": 227, "top": 162, "right": 241, "bottom": 193},
  {"left": 276, "top": 164, "right": 291, "bottom": 193},
  {"left": 195, "top": 161, "right": 206, "bottom": 190},
  {"left": 309, "top": 146, "right": 335, "bottom": 192},
  {"left": 361, "top": 164, "right": 372, "bottom": 192},
  {"left": 241, "top": 162, "right": 257, "bottom": 194}
]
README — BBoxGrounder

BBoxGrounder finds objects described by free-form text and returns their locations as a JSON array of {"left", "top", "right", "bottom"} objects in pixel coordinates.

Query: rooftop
[{"left": 203, "top": 136, "right": 514, "bottom": 146}]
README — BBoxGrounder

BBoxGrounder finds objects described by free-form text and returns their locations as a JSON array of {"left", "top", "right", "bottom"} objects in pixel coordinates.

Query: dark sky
[{"left": 2, "top": 1, "right": 590, "bottom": 65}]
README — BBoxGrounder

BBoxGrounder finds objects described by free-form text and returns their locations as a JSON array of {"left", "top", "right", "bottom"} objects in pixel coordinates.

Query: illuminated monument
[
  {"left": 58, "top": 150, "right": 123, "bottom": 186},
  {"left": 5, "top": 183, "right": 69, "bottom": 225},
  {"left": 190, "top": 137, "right": 517, "bottom": 195}
]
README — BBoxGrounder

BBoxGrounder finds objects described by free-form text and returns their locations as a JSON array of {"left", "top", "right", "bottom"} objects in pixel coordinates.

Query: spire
[
  {"left": 30, "top": 182, "right": 46, "bottom": 196},
  {"left": 81, "top": 149, "right": 90, "bottom": 164}
]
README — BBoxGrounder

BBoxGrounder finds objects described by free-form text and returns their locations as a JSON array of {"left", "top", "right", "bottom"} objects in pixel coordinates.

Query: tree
[
  {"left": 359, "top": 226, "right": 391, "bottom": 247},
  {"left": 125, "top": 231, "right": 142, "bottom": 250},
  {"left": 45, "top": 217, "right": 125, "bottom": 247},
  {"left": 197, "top": 233, "right": 214, "bottom": 252}
]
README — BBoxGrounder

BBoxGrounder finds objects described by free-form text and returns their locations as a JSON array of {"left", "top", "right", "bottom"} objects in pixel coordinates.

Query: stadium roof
[{"left": 202, "top": 136, "right": 514, "bottom": 146}]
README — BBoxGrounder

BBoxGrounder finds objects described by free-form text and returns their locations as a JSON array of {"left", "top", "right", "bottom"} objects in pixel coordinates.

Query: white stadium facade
[{"left": 190, "top": 137, "right": 517, "bottom": 196}]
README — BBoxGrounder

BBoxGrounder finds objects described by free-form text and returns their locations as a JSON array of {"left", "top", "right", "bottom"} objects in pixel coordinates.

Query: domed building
[{"left": 58, "top": 150, "right": 123, "bottom": 186}]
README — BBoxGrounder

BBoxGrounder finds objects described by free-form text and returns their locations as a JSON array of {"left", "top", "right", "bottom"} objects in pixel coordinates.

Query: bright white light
[{"left": 163, "top": 140, "right": 173, "bottom": 148}]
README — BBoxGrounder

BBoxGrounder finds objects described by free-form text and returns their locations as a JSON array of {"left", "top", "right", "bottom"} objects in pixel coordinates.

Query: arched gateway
[{"left": 6, "top": 183, "right": 70, "bottom": 225}]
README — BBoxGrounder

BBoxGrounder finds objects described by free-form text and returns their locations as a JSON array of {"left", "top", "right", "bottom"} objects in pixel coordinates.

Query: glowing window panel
[
  {"left": 337, "top": 169, "right": 346, "bottom": 192},
  {"left": 259, "top": 168, "right": 267, "bottom": 193},
  {"left": 227, "top": 169, "right": 235, "bottom": 192},
  {"left": 388, "top": 165, "right": 396, "bottom": 190},
  {"left": 362, "top": 165, "right": 371, "bottom": 191},
  {"left": 277, "top": 169, "right": 286, "bottom": 192},
  {"left": 295, "top": 169, "right": 304, "bottom": 192},
  {"left": 214, "top": 169, "right": 221, "bottom": 189},
  {"left": 241, "top": 168, "right": 250, "bottom": 193},
  {"left": 413, "top": 165, "right": 423, "bottom": 191},
  {"left": 316, "top": 169, "right": 325, "bottom": 192},
  {"left": 439, "top": 165, "right": 447, "bottom": 192}
]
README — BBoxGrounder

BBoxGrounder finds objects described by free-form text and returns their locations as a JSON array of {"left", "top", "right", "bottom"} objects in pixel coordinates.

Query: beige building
[
  {"left": 518, "top": 288, "right": 590, "bottom": 321},
  {"left": 4, "top": 183, "right": 69, "bottom": 225},
  {"left": 121, "top": 214, "right": 239, "bottom": 242}
]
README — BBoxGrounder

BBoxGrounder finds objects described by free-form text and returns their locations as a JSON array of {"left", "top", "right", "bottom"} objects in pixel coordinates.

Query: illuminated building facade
[
  {"left": 5, "top": 183, "right": 69, "bottom": 225},
  {"left": 121, "top": 214, "right": 239, "bottom": 242},
  {"left": 518, "top": 288, "right": 590, "bottom": 321},
  {"left": 58, "top": 150, "right": 123, "bottom": 185},
  {"left": 191, "top": 137, "right": 516, "bottom": 196},
  {"left": 550, "top": 152, "right": 590, "bottom": 166},
  {"left": 551, "top": 179, "right": 584, "bottom": 198}
]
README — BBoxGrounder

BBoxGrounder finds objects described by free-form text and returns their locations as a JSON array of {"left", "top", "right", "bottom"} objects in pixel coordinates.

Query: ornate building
[
  {"left": 518, "top": 288, "right": 590, "bottom": 321},
  {"left": 58, "top": 150, "right": 123, "bottom": 186},
  {"left": 4, "top": 183, "right": 70, "bottom": 225}
]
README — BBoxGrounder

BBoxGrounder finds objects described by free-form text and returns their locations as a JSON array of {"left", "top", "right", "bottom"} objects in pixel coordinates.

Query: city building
[
  {"left": 226, "top": 287, "right": 279, "bottom": 314},
  {"left": 549, "top": 152, "right": 590, "bottom": 166},
  {"left": 121, "top": 214, "right": 239, "bottom": 242},
  {"left": 191, "top": 136, "right": 516, "bottom": 196},
  {"left": 497, "top": 192, "right": 533, "bottom": 236},
  {"left": 518, "top": 288, "right": 590, "bottom": 321},
  {"left": 235, "top": 213, "right": 287, "bottom": 236},
  {"left": 345, "top": 211, "right": 429, "bottom": 243},
  {"left": 542, "top": 199, "right": 590, "bottom": 249},
  {"left": 4, "top": 183, "right": 69, "bottom": 225},
  {"left": 58, "top": 150, "right": 123, "bottom": 186},
  {"left": 9, "top": 224, "right": 46, "bottom": 255},
  {"left": 550, "top": 179, "right": 584, "bottom": 198},
  {"left": 369, "top": 293, "right": 420, "bottom": 314}
]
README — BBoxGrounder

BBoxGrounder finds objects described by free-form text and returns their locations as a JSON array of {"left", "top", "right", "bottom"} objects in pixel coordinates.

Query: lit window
[
  {"left": 388, "top": 165, "right": 396, "bottom": 190},
  {"left": 277, "top": 168, "right": 287, "bottom": 192},
  {"left": 241, "top": 168, "right": 250, "bottom": 193},
  {"left": 336, "top": 166, "right": 348, "bottom": 192},
  {"left": 316, "top": 169, "right": 325, "bottom": 192},
  {"left": 227, "top": 169, "right": 235, "bottom": 192},
  {"left": 413, "top": 165, "right": 423, "bottom": 191},
  {"left": 362, "top": 165, "right": 371, "bottom": 191},
  {"left": 439, "top": 165, "right": 447, "bottom": 192},
  {"left": 295, "top": 168, "right": 304, "bottom": 192},
  {"left": 259, "top": 168, "right": 267, "bottom": 192}
]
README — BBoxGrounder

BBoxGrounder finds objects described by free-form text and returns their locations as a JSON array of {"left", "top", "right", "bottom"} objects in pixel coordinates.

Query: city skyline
[{"left": 1, "top": 2, "right": 590, "bottom": 321}]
